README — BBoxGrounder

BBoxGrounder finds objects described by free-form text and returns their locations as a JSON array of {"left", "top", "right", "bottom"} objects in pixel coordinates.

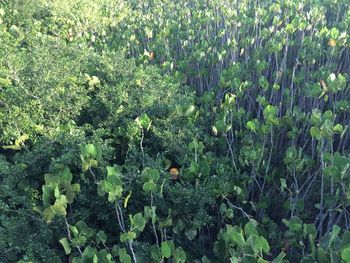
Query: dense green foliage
[{"left": 0, "top": 0, "right": 350, "bottom": 262}]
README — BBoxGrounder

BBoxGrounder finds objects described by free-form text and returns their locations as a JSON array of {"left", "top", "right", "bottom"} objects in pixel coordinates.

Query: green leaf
[
  {"left": 59, "top": 237, "right": 71, "bottom": 255},
  {"left": 230, "top": 228, "right": 245, "bottom": 248},
  {"left": 310, "top": 126, "right": 321, "bottom": 140},
  {"left": 120, "top": 231, "right": 136, "bottom": 242},
  {"left": 174, "top": 247, "right": 186, "bottom": 263},
  {"left": 83, "top": 144, "right": 98, "bottom": 158},
  {"left": 119, "top": 248, "right": 131, "bottom": 263},
  {"left": 256, "top": 236, "right": 270, "bottom": 253},
  {"left": 135, "top": 113, "right": 152, "bottom": 130},
  {"left": 51, "top": 204, "right": 66, "bottom": 216},
  {"left": 70, "top": 226, "right": 79, "bottom": 237},
  {"left": 107, "top": 185, "right": 123, "bottom": 202},
  {"left": 144, "top": 206, "right": 157, "bottom": 224},
  {"left": 329, "top": 225, "right": 341, "bottom": 248},
  {"left": 108, "top": 174, "right": 123, "bottom": 187},
  {"left": 333, "top": 124, "right": 344, "bottom": 133},
  {"left": 107, "top": 166, "right": 121, "bottom": 177},
  {"left": 272, "top": 252, "right": 286, "bottom": 263},
  {"left": 161, "top": 241, "right": 171, "bottom": 258},
  {"left": 0, "top": 77, "right": 11, "bottom": 87},
  {"left": 263, "top": 105, "right": 277, "bottom": 119},
  {"left": 66, "top": 184, "right": 80, "bottom": 204},
  {"left": 96, "top": 231, "right": 107, "bottom": 244},
  {"left": 42, "top": 185, "right": 54, "bottom": 207},
  {"left": 317, "top": 247, "right": 330, "bottom": 263},
  {"left": 247, "top": 120, "right": 257, "bottom": 132},
  {"left": 89, "top": 159, "right": 98, "bottom": 168},
  {"left": 43, "top": 207, "right": 55, "bottom": 223},
  {"left": 59, "top": 167, "right": 73, "bottom": 183},
  {"left": 244, "top": 222, "right": 258, "bottom": 237},
  {"left": 141, "top": 168, "right": 159, "bottom": 182},
  {"left": 72, "top": 236, "right": 87, "bottom": 247},
  {"left": 55, "top": 195, "right": 68, "bottom": 207},
  {"left": 93, "top": 253, "right": 98, "bottom": 263},
  {"left": 284, "top": 217, "right": 303, "bottom": 233},
  {"left": 185, "top": 229, "right": 197, "bottom": 240},
  {"left": 199, "top": 159, "right": 210, "bottom": 177},
  {"left": 150, "top": 245, "right": 162, "bottom": 262},
  {"left": 341, "top": 247, "right": 350, "bottom": 263},
  {"left": 189, "top": 161, "right": 199, "bottom": 173},
  {"left": 143, "top": 181, "right": 156, "bottom": 193},
  {"left": 303, "top": 223, "right": 317, "bottom": 238},
  {"left": 133, "top": 213, "right": 146, "bottom": 232},
  {"left": 215, "top": 119, "right": 227, "bottom": 132},
  {"left": 323, "top": 166, "right": 337, "bottom": 178}
]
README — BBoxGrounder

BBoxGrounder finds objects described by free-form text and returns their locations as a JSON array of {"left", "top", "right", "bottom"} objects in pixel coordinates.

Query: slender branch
[{"left": 64, "top": 217, "right": 83, "bottom": 256}]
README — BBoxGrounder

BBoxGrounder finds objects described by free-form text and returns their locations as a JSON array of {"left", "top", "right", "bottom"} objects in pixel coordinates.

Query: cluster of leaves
[{"left": 1, "top": 0, "right": 350, "bottom": 263}]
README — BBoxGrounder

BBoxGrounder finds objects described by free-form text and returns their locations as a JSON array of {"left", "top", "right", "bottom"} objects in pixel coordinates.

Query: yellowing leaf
[
  {"left": 124, "top": 191, "right": 132, "bottom": 208},
  {"left": 2, "top": 134, "right": 29, "bottom": 150}
]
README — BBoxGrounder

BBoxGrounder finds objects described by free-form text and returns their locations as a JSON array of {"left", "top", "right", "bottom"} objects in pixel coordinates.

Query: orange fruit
[
  {"left": 170, "top": 168, "right": 179, "bottom": 180},
  {"left": 328, "top": 39, "right": 336, "bottom": 47}
]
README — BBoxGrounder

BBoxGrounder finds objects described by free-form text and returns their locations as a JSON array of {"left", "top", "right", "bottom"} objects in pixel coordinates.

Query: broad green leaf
[
  {"left": 185, "top": 229, "right": 197, "bottom": 240},
  {"left": 333, "top": 124, "right": 344, "bottom": 133},
  {"left": 247, "top": 120, "right": 256, "bottom": 132},
  {"left": 310, "top": 126, "right": 321, "bottom": 140},
  {"left": 161, "top": 241, "right": 171, "bottom": 258},
  {"left": 174, "top": 247, "right": 186, "bottom": 263},
  {"left": 120, "top": 231, "right": 136, "bottom": 242},
  {"left": 189, "top": 161, "right": 199, "bottom": 173},
  {"left": 303, "top": 223, "right": 317, "bottom": 238},
  {"left": 72, "top": 236, "right": 87, "bottom": 247},
  {"left": 119, "top": 248, "right": 131, "bottom": 263},
  {"left": 43, "top": 207, "right": 55, "bottom": 223},
  {"left": 59, "top": 167, "right": 73, "bottom": 183},
  {"left": 317, "top": 247, "right": 330, "bottom": 263},
  {"left": 70, "top": 226, "right": 79, "bottom": 237},
  {"left": 142, "top": 168, "right": 159, "bottom": 182},
  {"left": 42, "top": 185, "right": 54, "bottom": 207},
  {"left": 133, "top": 213, "right": 146, "bottom": 231},
  {"left": 107, "top": 185, "right": 123, "bottom": 202},
  {"left": 143, "top": 181, "right": 156, "bottom": 193},
  {"left": 51, "top": 204, "right": 67, "bottom": 216},
  {"left": 199, "top": 159, "right": 210, "bottom": 177},
  {"left": 54, "top": 195, "right": 68, "bottom": 207},
  {"left": 66, "top": 184, "right": 80, "bottom": 204},
  {"left": 230, "top": 228, "right": 245, "bottom": 248},
  {"left": 244, "top": 222, "right": 258, "bottom": 237},
  {"left": 256, "top": 236, "right": 270, "bottom": 253},
  {"left": 272, "top": 252, "right": 286, "bottom": 263},
  {"left": 83, "top": 144, "right": 98, "bottom": 158},
  {"left": 59, "top": 237, "right": 71, "bottom": 255},
  {"left": 341, "top": 247, "right": 350, "bottom": 263},
  {"left": 135, "top": 113, "right": 152, "bottom": 130},
  {"left": 107, "top": 166, "right": 121, "bottom": 177},
  {"left": 144, "top": 206, "right": 157, "bottom": 224},
  {"left": 96, "top": 231, "right": 107, "bottom": 244},
  {"left": 150, "top": 245, "right": 162, "bottom": 262}
]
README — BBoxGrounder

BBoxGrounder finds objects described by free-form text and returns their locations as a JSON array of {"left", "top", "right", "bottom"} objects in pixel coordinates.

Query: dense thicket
[{"left": 0, "top": 0, "right": 350, "bottom": 262}]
